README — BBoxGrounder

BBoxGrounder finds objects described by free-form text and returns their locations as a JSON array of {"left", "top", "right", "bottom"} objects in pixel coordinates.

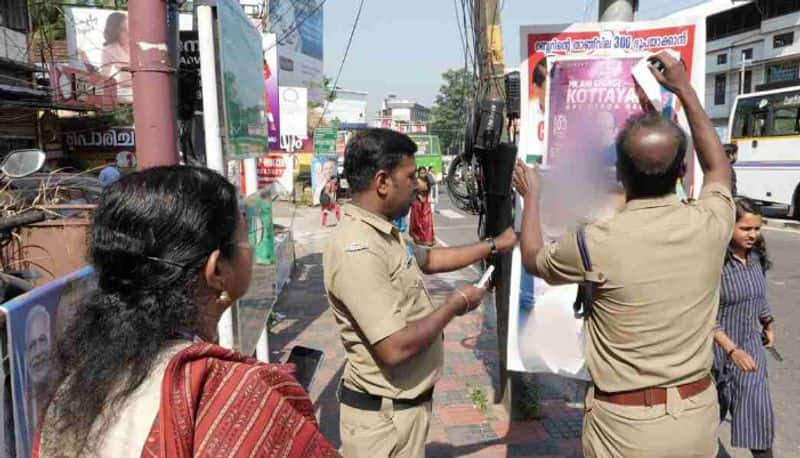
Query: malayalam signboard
[
  {"left": 508, "top": 17, "right": 706, "bottom": 376},
  {"left": 257, "top": 152, "right": 294, "bottom": 199},
  {"left": 62, "top": 124, "right": 137, "bottom": 172},
  {"left": 313, "top": 127, "right": 336, "bottom": 156},
  {"left": 217, "top": 0, "right": 267, "bottom": 160}
]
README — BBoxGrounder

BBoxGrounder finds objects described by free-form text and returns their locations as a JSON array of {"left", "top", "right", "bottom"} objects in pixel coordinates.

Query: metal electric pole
[{"left": 129, "top": 0, "right": 180, "bottom": 169}]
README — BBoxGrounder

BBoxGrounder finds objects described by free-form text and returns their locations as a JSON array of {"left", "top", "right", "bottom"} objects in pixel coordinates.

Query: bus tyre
[{"left": 794, "top": 186, "right": 800, "bottom": 220}]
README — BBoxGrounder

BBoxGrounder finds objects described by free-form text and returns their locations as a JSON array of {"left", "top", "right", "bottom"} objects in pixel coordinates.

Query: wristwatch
[{"left": 486, "top": 237, "right": 497, "bottom": 256}]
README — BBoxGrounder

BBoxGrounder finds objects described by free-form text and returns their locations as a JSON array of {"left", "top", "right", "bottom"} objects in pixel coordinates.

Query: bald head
[{"left": 616, "top": 112, "right": 687, "bottom": 198}]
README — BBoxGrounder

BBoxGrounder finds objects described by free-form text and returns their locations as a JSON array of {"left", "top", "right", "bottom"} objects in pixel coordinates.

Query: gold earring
[{"left": 217, "top": 290, "right": 231, "bottom": 305}]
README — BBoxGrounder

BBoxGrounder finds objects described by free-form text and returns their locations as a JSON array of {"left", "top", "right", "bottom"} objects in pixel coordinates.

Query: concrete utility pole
[
  {"left": 478, "top": 0, "right": 505, "bottom": 99},
  {"left": 599, "top": 0, "right": 636, "bottom": 21},
  {"left": 129, "top": 0, "right": 180, "bottom": 169}
]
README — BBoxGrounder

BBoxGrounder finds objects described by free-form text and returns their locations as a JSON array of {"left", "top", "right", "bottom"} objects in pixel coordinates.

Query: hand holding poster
[{"left": 508, "top": 16, "right": 705, "bottom": 377}]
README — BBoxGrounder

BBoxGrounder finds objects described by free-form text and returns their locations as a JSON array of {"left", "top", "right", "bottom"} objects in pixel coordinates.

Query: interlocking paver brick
[{"left": 267, "top": 201, "right": 591, "bottom": 456}]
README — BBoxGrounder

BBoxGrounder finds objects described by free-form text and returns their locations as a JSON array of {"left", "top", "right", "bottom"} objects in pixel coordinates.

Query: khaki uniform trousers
[
  {"left": 339, "top": 398, "right": 431, "bottom": 458},
  {"left": 583, "top": 383, "right": 720, "bottom": 458}
]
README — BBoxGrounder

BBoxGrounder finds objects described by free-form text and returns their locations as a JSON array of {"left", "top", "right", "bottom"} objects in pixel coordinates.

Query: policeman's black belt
[{"left": 339, "top": 385, "right": 433, "bottom": 411}]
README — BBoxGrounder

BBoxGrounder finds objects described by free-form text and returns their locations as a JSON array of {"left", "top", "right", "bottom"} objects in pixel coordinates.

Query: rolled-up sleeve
[
  {"left": 534, "top": 232, "right": 584, "bottom": 285},
  {"left": 695, "top": 182, "right": 736, "bottom": 245},
  {"left": 328, "top": 249, "right": 407, "bottom": 345}
]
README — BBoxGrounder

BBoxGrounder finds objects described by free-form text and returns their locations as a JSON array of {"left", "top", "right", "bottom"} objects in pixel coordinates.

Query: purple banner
[{"left": 547, "top": 57, "right": 643, "bottom": 168}]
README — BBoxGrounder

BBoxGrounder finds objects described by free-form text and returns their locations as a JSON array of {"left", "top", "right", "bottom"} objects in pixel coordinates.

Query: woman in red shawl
[
  {"left": 34, "top": 166, "right": 337, "bottom": 457},
  {"left": 410, "top": 175, "right": 435, "bottom": 246}
]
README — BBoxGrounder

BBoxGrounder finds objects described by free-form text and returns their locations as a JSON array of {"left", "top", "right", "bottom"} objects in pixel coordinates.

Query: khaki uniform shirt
[
  {"left": 323, "top": 204, "right": 443, "bottom": 399},
  {"left": 536, "top": 183, "right": 735, "bottom": 392}
]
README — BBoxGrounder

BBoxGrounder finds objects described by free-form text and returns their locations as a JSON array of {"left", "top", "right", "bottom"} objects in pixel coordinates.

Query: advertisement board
[
  {"left": 313, "top": 127, "right": 336, "bottom": 156},
  {"left": 268, "top": 0, "right": 324, "bottom": 103},
  {"left": 1, "top": 267, "right": 96, "bottom": 458},
  {"left": 257, "top": 152, "right": 295, "bottom": 199},
  {"left": 311, "top": 155, "right": 337, "bottom": 206},
  {"left": 217, "top": 0, "right": 267, "bottom": 160},
  {"left": 65, "top": 7, "right": 132, "bottom": 104},
  {"left": 508, "top": 17, "right": 706, "bottom": 376},
  {"left": 63, "top": 125, "right": 137, "bottom": 172},
  {"left": 264, "top": 33, "right": 281, "bottom": 151}
]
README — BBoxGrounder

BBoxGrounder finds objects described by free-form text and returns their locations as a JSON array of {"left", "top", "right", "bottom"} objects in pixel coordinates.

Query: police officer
[
  {"left": 324, "top": 129, "right": 515, "bottom": 458},
  {"left": 514, "top": 51, "right": 734, "bottom": 457}
]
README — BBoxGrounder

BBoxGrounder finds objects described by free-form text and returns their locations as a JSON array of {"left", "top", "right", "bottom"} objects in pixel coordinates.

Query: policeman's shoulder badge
[{"left": 345, "top": 242, "right": 368, "bottom": 253}]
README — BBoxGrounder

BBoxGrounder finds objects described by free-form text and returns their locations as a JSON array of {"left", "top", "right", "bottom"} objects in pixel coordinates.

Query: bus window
[
  {"left": 752, "top": 110, "right": 768, "bottom": 137},
  {"left": 731, "top": 97, "right": 759, "bottom": 138},
  {"left": 772, "top": 106, "right": 800, "bottom": 135}
]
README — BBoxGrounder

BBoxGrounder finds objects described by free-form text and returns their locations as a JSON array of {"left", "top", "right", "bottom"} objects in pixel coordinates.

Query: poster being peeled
[{"left": 508, "top": 17, "right": 705, "bottom": 377}]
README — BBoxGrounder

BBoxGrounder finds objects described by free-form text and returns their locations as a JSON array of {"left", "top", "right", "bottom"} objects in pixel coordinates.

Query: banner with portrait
[
  {"left": 508, "top": 17, "right": 705, "bottom": 376},
  {"left": 1, "top": 267, "right": 96, "bottom": 458},
  {"left": 65, "top": 7, "right": 132, "bottom": 105},
  {"left": 311, "top": 155, "right": 337, "bottom": 206}
]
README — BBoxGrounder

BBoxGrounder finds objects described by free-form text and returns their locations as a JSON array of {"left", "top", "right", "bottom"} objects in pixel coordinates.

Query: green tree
[{"left": 430, "top": 68, "right": 475, "bottom": 155}]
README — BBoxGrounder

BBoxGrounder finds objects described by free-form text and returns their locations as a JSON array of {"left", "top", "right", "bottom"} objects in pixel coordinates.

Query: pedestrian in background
[
  {"left": 724, "top": 143, "right": 739, "bottom": 196},
  {"left": 426, "top": 166, "right": 439, "bottom": 213},
  {"left": 36, "top": 166, "right": 336, "bottom": 457},
  {"left": 321, "top": 175, "right": 341, "bottom": 227},
  {"left": 410, "top": 175, "right": 434, "bottom": 246},
  {"left": 713, "top": 197, "right": 776, "bottom": 458},
  {"left": 324, "top": 128, "right": 515, "bottom": 458},
  {"left": 98, "top": 158, "right": 121, "bottom": 186},
  {"left": 514, "top": 51, "right": 733, "bottom": 457}
]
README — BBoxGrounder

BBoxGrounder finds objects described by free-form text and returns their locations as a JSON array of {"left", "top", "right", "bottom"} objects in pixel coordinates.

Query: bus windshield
[{"left": 731, "top": 90, "right": 800, "bottom": 139}]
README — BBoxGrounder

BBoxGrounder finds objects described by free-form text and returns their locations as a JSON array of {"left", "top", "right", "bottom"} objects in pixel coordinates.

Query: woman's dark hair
[
  {"left": 49, "top": 166, "right": 239, "bottom": 453},
  {"left": 343, "top": 128, "right": 417, "bottom": 193},
  {"left": 616, "top": 111, "right": 688, "bottom": 198},
  {"left": 729, "top": 197, "right": 771, "bottom": 272},
  {"left": 103, "top": 12, "right": 127, "bottom": 46}
]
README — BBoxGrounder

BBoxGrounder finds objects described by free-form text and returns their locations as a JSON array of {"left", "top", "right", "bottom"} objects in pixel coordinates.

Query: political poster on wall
[
  {"left": 1, "top": 267, "right": 96, "bottom": 458},
  {"left": 268, "top": 0, "right": 324, "bottom": 103},
  {"left": 65, "top": 8, "right": 132, "bottom": 104},
  {"left": 311, "top": 155, "right": 337, "bottom": 206},
  {"left": 264, "top": 34, "right": 282, "bottom": 151},
  {"left": 508, "top": 17, "right": 705, "bottom": 377}
]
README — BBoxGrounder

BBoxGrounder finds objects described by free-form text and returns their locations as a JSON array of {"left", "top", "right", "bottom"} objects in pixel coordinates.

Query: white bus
[{"left": 728, "top": 86, "right": 800, "bottom": 217}]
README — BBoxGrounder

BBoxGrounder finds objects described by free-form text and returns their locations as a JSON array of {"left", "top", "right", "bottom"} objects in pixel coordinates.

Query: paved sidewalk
[{"left": 267, "top": 202, "right": 584, "bottom": 457}]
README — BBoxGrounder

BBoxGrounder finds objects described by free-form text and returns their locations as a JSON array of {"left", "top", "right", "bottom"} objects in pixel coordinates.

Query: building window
[
  {"left": 738, "top": 70, "right": 752, "bottom": 94},
  {"left": 0, "top": 0, "right": 28, "bottom": 31},
  {"left": 714, "top": 74, "right": 727, "bottom": 105},
  {"left": 767, "top": 60, "right": 800, "bottom": 83},
  {"left": 717, "top": 54, "right": 727, "bottom": 65},
  {"left": 761, "top": 0, "right": 800, "bottom": 19},
  {"left": 774, "top": 31, "right": 794, "bottom": 48},
  {"left": 742, "top": 48, "right": 753, "bottom": 60},
  {"left": 707, "top": 4, "right": 761, "bottom": 41}
]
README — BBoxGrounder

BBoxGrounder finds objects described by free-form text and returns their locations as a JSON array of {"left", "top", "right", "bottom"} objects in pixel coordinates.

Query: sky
[{"left": 323, "top": 0, "right": 709, "bottom": 116}]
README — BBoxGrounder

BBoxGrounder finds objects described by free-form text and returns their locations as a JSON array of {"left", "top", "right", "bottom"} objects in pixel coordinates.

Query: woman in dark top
[{"left": 713, "top": 197, "right": 776, "bottom": 458}]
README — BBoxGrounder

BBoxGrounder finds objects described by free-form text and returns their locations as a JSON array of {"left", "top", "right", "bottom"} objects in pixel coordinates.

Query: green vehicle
[{"left": 408, "top": 134, "right": 443, "bottom": 176}]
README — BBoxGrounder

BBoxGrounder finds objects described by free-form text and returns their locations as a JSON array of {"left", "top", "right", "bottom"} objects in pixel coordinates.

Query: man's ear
[
  {"left": 375, "top": 169, "right": 391, "bottom": 196},
  {"left": 203, "top": 249, "right": 225, "bottom": 292}
]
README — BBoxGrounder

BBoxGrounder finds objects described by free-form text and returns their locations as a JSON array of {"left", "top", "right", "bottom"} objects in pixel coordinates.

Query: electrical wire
[{"left": 313, "top": 0, "right": 366, "bottom": 130}]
